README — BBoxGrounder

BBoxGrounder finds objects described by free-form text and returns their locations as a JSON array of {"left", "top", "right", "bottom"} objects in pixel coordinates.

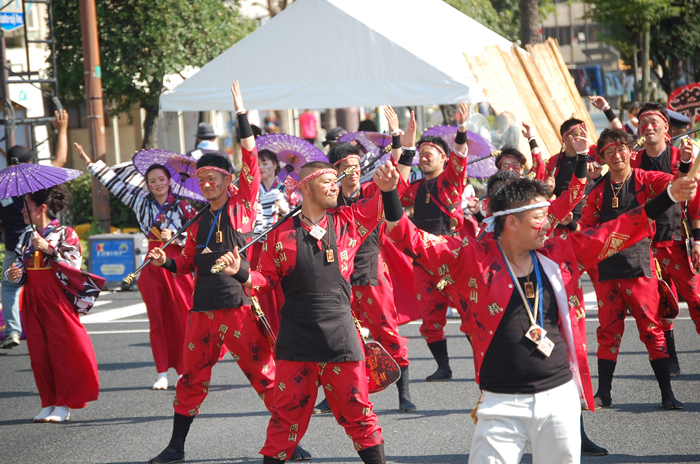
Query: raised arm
[
  {"left": 589, "top": 96, "right": 623, "bottom": 130},
  {"left": 383, "top": 105, "right": 412, "bottom": 182},
  {"left": 232, "top": 81, "right": 255, "bottom": 153},
  {"left": 522, "top": 121, "right": 546, "bottom": 181},
  {"left": 50, "top": 109, "right": 69, "bottom": 167}
]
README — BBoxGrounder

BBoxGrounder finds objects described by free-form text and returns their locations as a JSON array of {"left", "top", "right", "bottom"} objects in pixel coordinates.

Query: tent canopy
[{"left": 159, "top": 0, "right": 514, "bottom": 112}]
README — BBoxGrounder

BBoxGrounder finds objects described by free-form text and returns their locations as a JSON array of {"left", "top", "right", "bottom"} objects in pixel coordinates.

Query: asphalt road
[{"left": 2, "top": 281, "right": 700, "bottom": 464}]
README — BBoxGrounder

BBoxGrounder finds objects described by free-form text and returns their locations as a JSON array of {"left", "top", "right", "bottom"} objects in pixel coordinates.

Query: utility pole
[{"left": 79, "top": 0, "right": 110, "bottom": 231}]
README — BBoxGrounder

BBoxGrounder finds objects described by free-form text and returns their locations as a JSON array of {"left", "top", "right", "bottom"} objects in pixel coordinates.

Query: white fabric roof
[{"left": 159, "top": 0, "right": 514, "bottom": 112}]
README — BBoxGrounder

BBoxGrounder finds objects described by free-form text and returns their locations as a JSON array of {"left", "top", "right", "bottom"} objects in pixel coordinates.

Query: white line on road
[
  {"left": 81, "top": 303, "right": 147, "bottom": 324},
  {"left": 87, "top": 329, "right": 150, "bottom": 334}
]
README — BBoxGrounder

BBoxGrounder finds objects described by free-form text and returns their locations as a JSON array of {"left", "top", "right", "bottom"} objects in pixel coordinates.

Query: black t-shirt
[
  {"left": 479, "top": 262, "right": 572, "bottom": 394},
  {"left": 0, "top": 197, "right": 29, "bottom": 252},
  {"left": 640, "top": 150, "right": 681, "bottom": 242}
]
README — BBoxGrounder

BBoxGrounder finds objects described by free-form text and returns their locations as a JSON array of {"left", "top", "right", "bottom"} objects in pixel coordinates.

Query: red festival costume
[
  {"left": 7, "top": 221, "right": 101, "bottom": 409},
  {"left": 580, "top": 168, "right": 673, "bottom": 361},
  {"left": 387, "top": 205, "right": 659, "bottom": 411},
  {"left": 88, "top": 161, "right": 197, "bottom": 374},
  {"left": 249, "top": 191, "right": 387, "bottom": 461},
  {"left": 165, "top": 145, "right": 275, "bottom": 417}
]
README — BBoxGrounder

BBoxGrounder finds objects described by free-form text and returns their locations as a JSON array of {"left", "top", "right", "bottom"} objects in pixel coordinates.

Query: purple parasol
[
  {"left": 338, "top": 131, "right": 392, "bottom": 160},
  {"left": 132, "top": 149, "right": 205, "bottom": 202},
  {"left": 422, "top": 126, "right": 498, "bottom": 179},
  {"left": 0, "top": 163, "right": 82, "bottom": 200},
  {"left": 256, "top": 133, "right": 326, "bottom": 181}
]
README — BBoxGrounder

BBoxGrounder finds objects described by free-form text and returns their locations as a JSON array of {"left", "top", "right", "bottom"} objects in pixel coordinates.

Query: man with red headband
[
  {"left": 379, "top": 162, "right": 697, "bottom": 463},
  {"left": 399, "top": 102, "right": 470, "bottom": 381},
  {"left": 144, "top": 82, "right": 309, "bottom": 463},
  {"left": 580, "top": 128, "right": 687, "bottom": 410},
  {"left": 632, "top": 102, "right": 699, "bottom": 377},
  {"left": 215, "top": 160, "right": 400, "bottom": 464}
]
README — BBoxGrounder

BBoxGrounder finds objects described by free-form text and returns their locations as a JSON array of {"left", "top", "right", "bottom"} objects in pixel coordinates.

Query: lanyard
[
  {"left": 198, "top": 207, "right": 223, "bottom": 250},
  {"left": 645, "top": 146, "right": 669, "bottom": 172},
  {"left": 499, "top": 243, "right": 544, "bottom": 328}
]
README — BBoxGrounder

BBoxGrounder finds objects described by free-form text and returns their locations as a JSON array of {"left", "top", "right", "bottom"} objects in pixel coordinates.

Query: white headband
[{"left": 482, "top": 201, "right": 551, "bottom": 233}]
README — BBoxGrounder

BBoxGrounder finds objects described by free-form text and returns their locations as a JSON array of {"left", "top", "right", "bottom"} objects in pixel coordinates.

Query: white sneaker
[
  {"left": 152, "top": 373, "right": 169, "bottom": 390},
  {"left": 45, "top": 406, "right": 71, "bottom": 422},
  {"left": 34, "top": 406, "right": 55, "bottom": 422}
]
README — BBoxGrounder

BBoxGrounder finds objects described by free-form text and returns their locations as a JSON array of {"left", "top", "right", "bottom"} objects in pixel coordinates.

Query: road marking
[
  {"left": 80, "top": 303, "right": 147, "bottom": 324},
  {"left": 84, "top": 319, "right": 150, "bottom": 324},
  {"left": 87, "top": 329, "right": 150, "bottom": 334}
]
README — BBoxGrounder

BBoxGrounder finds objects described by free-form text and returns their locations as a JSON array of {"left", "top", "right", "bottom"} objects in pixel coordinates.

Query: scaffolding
[{"left": 0, "top": 0, "right": 59, "bottom": 159}]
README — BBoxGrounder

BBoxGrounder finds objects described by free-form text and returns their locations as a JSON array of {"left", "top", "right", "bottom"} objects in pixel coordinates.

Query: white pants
[{"left": 469, "top": 379, "right": 581, "bottom": 464}]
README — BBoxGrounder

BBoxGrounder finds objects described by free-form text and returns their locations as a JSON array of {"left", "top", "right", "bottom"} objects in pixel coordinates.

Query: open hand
[
  {"left": 522, "top": 121, "right": 535, "bottom": 139},
  {"left": 51, "top": 109, "right": 69, "bottom": 132},
  {"left": 680, "top": 137, "right": 694, "bottom": 163},
  {"left": 383, "top": 106, "right": 400, "bottom": 135},
  {"left": 231, "top": 80, "right": 245, "bottom": 112},
  {"left": 456, "top": 101, "right": 470, "bottom": 129},
  {"left": 401, "top": 110, "right": 417, "bottom": 148},
  {"left": 588, "top": 96, "right": 610, "bottom": 110},
  {"left": 567, "top": 124, "right": 589, "bottom": 153},
  {"left": 74, "top": 143, "right": 91, "bottom": 166}
]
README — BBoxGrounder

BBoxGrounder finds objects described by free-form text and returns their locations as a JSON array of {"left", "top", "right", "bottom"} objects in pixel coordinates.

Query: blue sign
[
  {"left": 0, "top": 12, "right": 23, "bottom": 32},
  {"left": 91, "top": 239, "right": 135, "bottom": 281}
]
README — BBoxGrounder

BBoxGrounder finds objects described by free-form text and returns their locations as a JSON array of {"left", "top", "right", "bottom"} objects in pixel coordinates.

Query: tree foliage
[
  {"left": 52, "top": 0, "right": 256, "bottom": 148},
  {"left": 64, "top": 173, "right": 139, "bottom": 229}
]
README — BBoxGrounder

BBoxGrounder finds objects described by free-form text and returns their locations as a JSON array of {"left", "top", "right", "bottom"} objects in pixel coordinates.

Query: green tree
[
  {"left": 443, "top": 0, "right": 505, "bottom": 37},
  {"left": 52, "top": 0, "right": 256, "bottom": 149}
]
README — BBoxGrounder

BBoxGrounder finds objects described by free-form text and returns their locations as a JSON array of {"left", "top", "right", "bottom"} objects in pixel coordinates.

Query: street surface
[{"left": 2, "top": 277, "right": 700, "bottom": 463}]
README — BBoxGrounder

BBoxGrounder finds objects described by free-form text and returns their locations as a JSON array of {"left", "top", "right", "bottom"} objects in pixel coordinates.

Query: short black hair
[
  {"left": 560, "top": 118, "right": 584, "bottom": 136},
  {"left": 486, "top": 170, "right": 518, "bottom": 196},
  {"left": 300, "top": 160, "right": 335, "bottom": 172},
  {"left": 7, "top": 145, "right": 35, "bottom": 164},
  {"left": 489, "top": 177, "right": 550, "bottom": 235},
  {"left": 196, "top": 152, "right": 233, "bottom": 173},
  {"left": 327, "top": 142, "right": 361, "bottom": 165},
  {"left": 495, "top": 147, "right": 526, "bottom": 169},
  {"left": 417, "top": 135, "right": 450, "bottom": 157},
  {"left": 145, "top": 164, "right": 171, "bottom": 181},
  {"left": 637, "top": 102, "right": 669, "bottom": 123},
  {"left": 628, "top": 102, "right": 643, "bottom": 114},
  {"left": 596, "top": 128, "right": 635, "bottom": 154}
]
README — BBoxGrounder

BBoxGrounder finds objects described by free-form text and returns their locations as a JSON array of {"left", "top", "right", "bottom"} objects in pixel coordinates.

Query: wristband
[
  {"left": 162, "top": 257, "right": 177, "bottom": 273},
  {"left": 566, "top": 219, "right": 578, "bottom": 231},
  {"left": 382, "top": 189, "right": 404, "bottom": 221},
  {"left": 398, "top": 151, "right": 415, "bottom": 167},
  {"left": 232, "top": 267, "right": 250, "bottom": 284},
  {"left": 390, "top": 130, "right": 402, "bottom": 136},
  {"left": 235, "top": 108, "right": 246, "bottom": 115},
  {"left": 679, "top": 158, "right": 691, "bottom": 174},
  {"left": 576, "top": 149, "right": 589, "bottom": 156},
  {"left": 645, "top": 188, "right": 676, "bottom": 221},
  {"left": 237, "top": 112, "right": 253, "bottom": 139},
  {"left": 575, "top": 155, "right": 588, "bottom": 179},
  {"left": 692, "top": 228, "right": 700, "bottom": 241},
  {"left": 604, "top": 108, "right": 617, "bottom": 122},
  {"left": 392, "top": 135, "right": 401, "bottom": 149},
  {"left": 667, "top": 183, "right": 679, "bottom": 203},
  {"left": 458, "top": 122, "right": 468, "bottom": 128},
  {"left": 455, "top": 130, "right": 467, "bottom": 145},
  {"left": 529, "top": 138, "right": 539, "bottom": 150}
]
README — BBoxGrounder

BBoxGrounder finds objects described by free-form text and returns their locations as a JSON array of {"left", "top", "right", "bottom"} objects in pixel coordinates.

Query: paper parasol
[
  {"left": 0, "top": 163, "right": 83, "bottom": 200},
  {"left": 422, "top": 126, "right": 497, "bottom": 179},
  {"left": 256, "top": 133, "right": 326, "bottom": 181},
  {"left": 132, "top": 149, "right": 205, "bottom": 202}
]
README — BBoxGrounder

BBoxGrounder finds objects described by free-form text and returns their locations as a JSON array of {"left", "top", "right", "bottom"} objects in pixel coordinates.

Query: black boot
[
  {"left": 664, "top": 330, "right": 681, "bottom": 378},
  {"left": 312, "top": 397, "right": 331, "bottom": 415},
  {"left": 263, "top": 456, "right": 285, "bottom": 464},
  {"left": 290, "top": 444, "right": 312, "bottom": 461},
  {"left": 396, "top": 365, "right": 417, "bottom": 412},
  {"left": 358, "top": 444, "right": 386, "bottom": 464},
  {"left": 148, "top": 413, "right": 194, "bottom": 463},
  {"left": 580, "top": 415, "right": 608, "bottom": 456},
  {"left": 593, "top": 359, "right": 616, "bottom": 408},
  {"left": 650, "top": 358, "right": 684, "bottom": 409},
  {"left": 425, "top": 340, "right": 452, "bottom": 382}
]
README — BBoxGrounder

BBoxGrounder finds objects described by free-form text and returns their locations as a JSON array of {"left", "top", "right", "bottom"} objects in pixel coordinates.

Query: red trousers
[
  {"left": 654, "top": 242, "right": 700, "bottom": 334},
  {"left": 260, "top": 360, "right": 383, "bottom": 461},
  {"left": 249, "top": 241, "right": 284, "bottom": 335},
  {"left": 23, "top": 269, "right": 99, "bottom": 408},
  {"left": 414, "top": 265, "right": 450, "bottom": 344},
  {"left": 141, "top": 241, "right": 193, "bottom": 374},
  {"left": 173, "top": 306, "right": 276, "bottom": 416},
  {"left": 593, "top": 275, "right": 668, "bottom": 361},
  {"left": 352, "top": 260, "right": 409, "bottom": 368}
]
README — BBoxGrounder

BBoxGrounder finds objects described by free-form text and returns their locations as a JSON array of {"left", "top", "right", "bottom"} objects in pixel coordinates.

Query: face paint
[{"left": 217, "top": 183, "right": 223, "bottom": 192}]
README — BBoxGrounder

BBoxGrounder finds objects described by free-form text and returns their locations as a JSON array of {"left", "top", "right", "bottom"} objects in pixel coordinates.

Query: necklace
[
  {"left": 210, "top": 207, "right": 224, "bottom": 243},
  {"left": 610, "top": 171, "right": 631, "bottom": 209},
  {"left": 425, "top": 179, "right": 436, "bottom": 204},
  {"left": 301, "top": 212, "right": 334, "bottom": 262},
  {"left": 510, "top": 258, "right": 535, "bottom": 298}
]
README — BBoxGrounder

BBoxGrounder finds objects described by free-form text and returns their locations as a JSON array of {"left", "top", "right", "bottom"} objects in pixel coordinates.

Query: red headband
[
  {"left": 196, "top": 166, "right": 236, "bottom": 195},
  {"left": 284, "top": 168, "right": 337, "bottom": 197},
  {"left": 418, "top": 142, "right": 447, "bottom": 158},
  {"left": 638, "top": 110, "right": 669, "bottom": 125},
  {"left": 600, "top": 141, "right": 624, "bottom": 155},
  {"left": 332, "top": 154, "right": 361, "bottom": 167},
  {"left": 562, "top": 123, "right": 585, "bottom": 140}
]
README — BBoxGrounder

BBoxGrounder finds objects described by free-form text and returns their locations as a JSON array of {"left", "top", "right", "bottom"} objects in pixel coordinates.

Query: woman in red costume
[
  {"left": 76, "top": 143, "right": 196, "bottom": 390},
  {"left": 5, "top": 186, "right": 101, "bottom": 422}
]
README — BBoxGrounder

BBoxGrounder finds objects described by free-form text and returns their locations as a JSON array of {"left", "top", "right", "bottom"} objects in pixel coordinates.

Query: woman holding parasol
[
  {"left": 75, "top": 144, "right": 197, "bottom": 390},
  {"left": 5, "top": 185, "right": 102, "bottom": 422}
]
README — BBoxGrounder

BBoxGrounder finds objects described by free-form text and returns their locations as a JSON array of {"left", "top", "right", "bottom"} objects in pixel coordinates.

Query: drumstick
[{"left": 687, "top": 150, "right": 700, "bottom": 178}]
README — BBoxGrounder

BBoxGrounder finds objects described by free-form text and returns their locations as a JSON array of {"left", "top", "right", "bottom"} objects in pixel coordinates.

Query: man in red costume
[
  {"left": 145, "top": 82, "right": 309, "bottom": 463},
  {"left": 216, "top": 160, "right": 400, "bottom": 464},
  {"left": 580, "top": 128, "right": 688, "bottom": 410},
  {"left": 379, "top": 162, "right": 697, "bottom": 463},
  {"left": 399, "top": 102, "right": 470, "bottom": 381}
]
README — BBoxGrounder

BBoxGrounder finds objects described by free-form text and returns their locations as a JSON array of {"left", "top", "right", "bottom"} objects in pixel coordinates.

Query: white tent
[{"left": 159, "top": 0, "right": 514, "bottom": 112}]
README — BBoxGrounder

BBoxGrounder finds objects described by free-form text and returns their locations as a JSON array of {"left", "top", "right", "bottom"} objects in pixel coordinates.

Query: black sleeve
[
  {"left": 382, "top": 189, "right": 404, "bottom": 222},
  {"left": 454, "top": 130, "right": 467, "bottom": 145},
  {"left": 237, "top": 112, "right": 253, "bottom": 139},
  {"left": 162, "top": 257, "right": 178, "bottom": 273},
  {"left": 679, "top": 159, "right": 691, "bottom": 174},
  {"left": 645, "top": 188, "right": 676, "bottom": 221},
  {"left": 575, "top": 155, "right": 588, "bottom": 179}
]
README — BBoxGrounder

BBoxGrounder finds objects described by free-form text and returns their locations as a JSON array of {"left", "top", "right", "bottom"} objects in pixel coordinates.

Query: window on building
[{"left": 558, "top": 26, "right": 571, "bottom": 46}]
